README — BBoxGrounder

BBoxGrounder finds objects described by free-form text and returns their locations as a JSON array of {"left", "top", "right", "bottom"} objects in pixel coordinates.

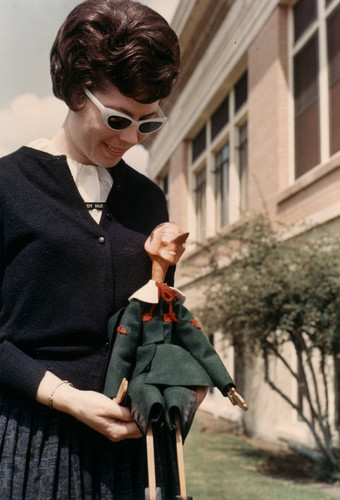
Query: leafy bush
[{"left": 203, "top": 214, "right": 340, "bottom": 477}]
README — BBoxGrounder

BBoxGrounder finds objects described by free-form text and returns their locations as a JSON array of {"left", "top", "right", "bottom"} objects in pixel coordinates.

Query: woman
[{"left": 0, "top": 1, "right": 185, "bottom": 498}]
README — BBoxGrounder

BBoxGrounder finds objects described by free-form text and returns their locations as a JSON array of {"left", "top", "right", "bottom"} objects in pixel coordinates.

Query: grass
[{"left": 183, "top": 411, "right": 338, "bottom": 500}]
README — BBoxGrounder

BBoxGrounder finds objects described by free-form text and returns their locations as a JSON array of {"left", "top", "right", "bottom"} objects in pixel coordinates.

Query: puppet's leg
[
  {"left": 163, "top": 387, "right": 195, "bottom": 500},
  {"left": 128, "top": 377, "right": 165, "bottom": 436},
  {"left": 163, "top": 386, "right": 197, "bottom": 441}
]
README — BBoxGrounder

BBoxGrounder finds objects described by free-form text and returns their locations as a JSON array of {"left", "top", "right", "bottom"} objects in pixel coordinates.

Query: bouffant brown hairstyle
[{"left": 50, "top": 0, "right": 180, "bottom": 110}]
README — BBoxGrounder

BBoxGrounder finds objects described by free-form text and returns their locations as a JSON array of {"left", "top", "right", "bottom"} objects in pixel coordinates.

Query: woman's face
[{"left": 64, "top": 81, "right": 160, "bottom": 167}]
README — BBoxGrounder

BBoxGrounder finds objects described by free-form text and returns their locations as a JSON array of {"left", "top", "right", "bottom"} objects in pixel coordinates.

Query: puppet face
[{"left": 145, "top": 223, "right": 189, "bottom": 266}]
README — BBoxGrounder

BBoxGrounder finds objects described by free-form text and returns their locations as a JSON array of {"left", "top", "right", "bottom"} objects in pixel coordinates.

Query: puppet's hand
[
  {"left": 227, "top": 387, "right": 248, "bottom": 411},
  {"left": 115, "top": 378, "right": 128, "bottom": 405}
]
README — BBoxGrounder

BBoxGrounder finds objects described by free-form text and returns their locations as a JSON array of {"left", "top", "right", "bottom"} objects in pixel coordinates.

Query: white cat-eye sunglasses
[{"left": 84, "top": 88, "right": 167, "bottom": 134}]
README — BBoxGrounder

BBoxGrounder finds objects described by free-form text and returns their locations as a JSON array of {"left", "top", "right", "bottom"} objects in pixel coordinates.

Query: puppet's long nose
[{"left": 174, "top": 232, "right": 189, "bottom": 245}]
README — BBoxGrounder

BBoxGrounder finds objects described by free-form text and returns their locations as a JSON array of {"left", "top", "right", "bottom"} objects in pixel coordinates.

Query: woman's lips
[{"left": 104, "top": 143, "right": 127, "bottom": 157}]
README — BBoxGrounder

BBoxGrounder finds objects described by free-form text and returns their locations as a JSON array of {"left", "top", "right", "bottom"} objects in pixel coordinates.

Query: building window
[
  {"left": 235, "top": 71, "right": 248, "bottom": 113},
  {"left": 195, "top": 167, "right": 206, "bottom": 241},
  {"left": 239, "top": 123, "right": 248, "bottom": 214},
  {"left": 211, "top": 95, "right": 229, "bottom": 140},
  {"left": 192, "top": 125, "right": 206, "bottom": 162},
  {"left": 190, "top": 70, "right": 248, "bottom": 241},
  {"left": 294, "top": 34, "right": 320, "bottom": 177},
  {"left": 293, "top": 0, "right": 317, "bottom": 42},
  {"left": 327, "top": 3, "right": 340, "bottom": 155},
  {"left": 215, "top": 143, "right": 230, "bottom": 228},
  {"left": 292, "top": 0, "right": 340, "bottom": 179}
]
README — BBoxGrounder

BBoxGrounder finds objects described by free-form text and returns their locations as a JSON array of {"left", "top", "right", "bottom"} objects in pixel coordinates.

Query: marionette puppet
[{"left": 104, "top": 222, "right": 247, "bottom": 500}]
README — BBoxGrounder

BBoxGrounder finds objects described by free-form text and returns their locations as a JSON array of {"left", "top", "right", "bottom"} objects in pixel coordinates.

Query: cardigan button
[{"left": 98, "top": 236, "right": 105, "bottom": 244}]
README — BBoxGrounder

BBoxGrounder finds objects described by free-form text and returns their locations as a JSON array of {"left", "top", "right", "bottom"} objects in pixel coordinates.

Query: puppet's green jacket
[{"left": 104, "top": 281, "right": 235, "bottom": 398}]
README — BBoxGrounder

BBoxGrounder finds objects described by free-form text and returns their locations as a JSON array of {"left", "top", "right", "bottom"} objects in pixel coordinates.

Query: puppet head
[{"left": 145, "top": 222, "right": 189, "bottom": 270}]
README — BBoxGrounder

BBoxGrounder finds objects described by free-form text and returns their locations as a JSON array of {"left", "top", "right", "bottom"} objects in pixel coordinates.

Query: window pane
[
  {"left": 215, "top": 143, "right": 230, "bottom": 228},
  {"left": 235, "top": 71, "right": 248, "bottom": 112},
  {"left": 239, "top": 123, "right": 248, "bottom": 213},
  {"left": 327, "top": 3, "right": 340, "bottom": 155},
  {"left": 211, "top": 95, "right": 229, "bottom": 140},
  {"left": 192, "top": 125, "right": 206, "bottom": 162},
  {"left": 294, "top": 35, "right": 320, "bottom": 177},
  {"left": 195, "top": 167, "right": 206, "bottom": 241},
  {"left": 294, "top": 35, "right": 319, "bottom": 115},
  {"left": 294, "top": 0, "right": 317, "bottom": 42},
  {"left": 295, "top": 103, "right": 320, "bottom": 177}
]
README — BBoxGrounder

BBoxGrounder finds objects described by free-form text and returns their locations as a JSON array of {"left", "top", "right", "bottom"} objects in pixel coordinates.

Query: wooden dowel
[
  {"left": 146, "top": 425, "right": 157, "bottom": 500},
  {"left": 175, "top": 416, "right": 187, "bottom": 499}
]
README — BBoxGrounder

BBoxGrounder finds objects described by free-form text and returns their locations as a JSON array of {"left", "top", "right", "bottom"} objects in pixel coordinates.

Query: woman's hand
[{"left": 36, "top": 371, "right": 142, "bottom": 442}]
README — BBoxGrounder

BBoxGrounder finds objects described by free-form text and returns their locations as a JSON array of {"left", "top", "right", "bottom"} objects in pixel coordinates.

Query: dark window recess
[
  {"left": 235, "top": 71, "right": 248, "bottom": 113},
  {"left": 294, "top": 34, "right": 320, "bottom": 177},
  {"left": 211, "top": 95, "right": 229, "bottom": 140},
  {"left": 327, "top": 3, "right": 340, "bottom": 155},
  {"left": 192, "top": 125, "right": 206, "bottom": 162},
  {"left": 195, "top": 167, "right": 206, "bottom": 241},
  {"left": 215, "top": 142, "right": 230, "bottom": 228},
  {"left": 239, "top": 123, "right": 248, "bottom": 213},
  {"left": 293, "top": 0, "right": 317, "bottom": 42}
]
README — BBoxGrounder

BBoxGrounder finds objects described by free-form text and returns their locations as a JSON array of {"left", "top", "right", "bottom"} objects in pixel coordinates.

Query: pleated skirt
[{"left": 0, "top": 390, "right": 179, "bottom": 499}]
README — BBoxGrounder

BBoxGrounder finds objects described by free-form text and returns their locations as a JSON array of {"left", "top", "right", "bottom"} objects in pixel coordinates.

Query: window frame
[
  {"left": 290, "top": 0, "right": 340, "bottom": 181},
  {"left": 189, "top": 71, "right": 248, "bottom": 243}
]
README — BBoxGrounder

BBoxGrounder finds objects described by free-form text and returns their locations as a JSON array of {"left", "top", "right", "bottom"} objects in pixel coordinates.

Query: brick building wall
[
  {"left": 248, "top": 6, "right": 289, "bottom": 218},
  {"left": 144, "top": 0, "right": 340, "bottom": 448}
]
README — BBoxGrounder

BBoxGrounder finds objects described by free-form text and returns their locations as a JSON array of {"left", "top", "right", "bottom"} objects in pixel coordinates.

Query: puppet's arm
[
  {"left": 175, "top": 302, "right": 247, "bottom": 409},
  {"left": 174, "top": 301, "right": 241, "bottom": 399},
  {"left": 104, "top": 300, "right": 143, "bottom": 397}
]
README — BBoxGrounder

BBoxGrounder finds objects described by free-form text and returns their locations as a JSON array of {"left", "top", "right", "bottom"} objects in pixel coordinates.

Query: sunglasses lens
[
  {"left": 107, "top": 115, "right": 132, "bottom": 130},
  {"left": 138, "top": 121, "right": 163, "bottom": 134}
]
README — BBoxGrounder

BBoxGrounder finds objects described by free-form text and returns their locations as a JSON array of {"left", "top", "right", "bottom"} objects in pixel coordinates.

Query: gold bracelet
[{"left": 48, "top": 380, "right": 73, "bottom": 410}]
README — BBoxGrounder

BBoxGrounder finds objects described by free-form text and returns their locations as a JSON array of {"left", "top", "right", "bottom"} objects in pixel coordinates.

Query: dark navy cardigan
[{"left": 0, "top": 147, "right": 173, "bottom": 398}]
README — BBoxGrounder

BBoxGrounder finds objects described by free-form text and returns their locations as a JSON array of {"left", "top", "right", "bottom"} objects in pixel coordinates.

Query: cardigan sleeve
[
  {"left": 0, "top": 341, "right": 47, "bottom": 398},
  {"left": 0, "top": 202, "right": 44, "bottom": 395}
]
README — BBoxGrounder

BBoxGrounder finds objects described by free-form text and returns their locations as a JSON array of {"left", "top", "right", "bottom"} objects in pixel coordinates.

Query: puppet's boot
[{"left": 163, "top": 386, "right": 197, "bottom": 441}]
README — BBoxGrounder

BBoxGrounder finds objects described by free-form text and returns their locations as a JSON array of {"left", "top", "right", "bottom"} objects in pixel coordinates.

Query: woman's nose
[{"left": 118, "top": 125, "right": 141, "bottom": 147}]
